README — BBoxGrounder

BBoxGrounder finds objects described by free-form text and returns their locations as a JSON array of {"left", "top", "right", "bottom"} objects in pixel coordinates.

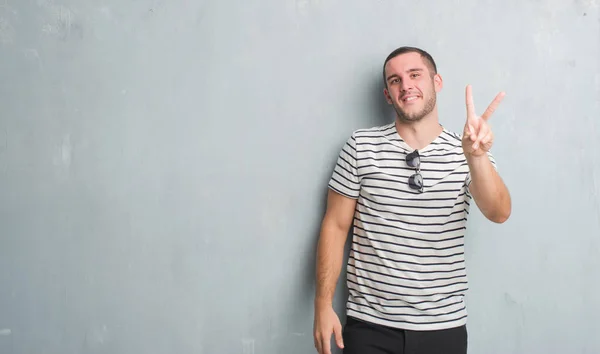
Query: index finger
[
  {"left": 321, "top": 335, "right": 331, "bottom": 354},
  {"left": 465, "top": 84, "right": 476, "bottom": 121},
  {"left": 481, "top": 91, "right": 506, "bottom": 121}
]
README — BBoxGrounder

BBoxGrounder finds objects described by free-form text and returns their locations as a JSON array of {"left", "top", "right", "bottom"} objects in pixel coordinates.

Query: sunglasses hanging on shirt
[{"left": 406, "top": 150, "right": 424, "bottom": 193}]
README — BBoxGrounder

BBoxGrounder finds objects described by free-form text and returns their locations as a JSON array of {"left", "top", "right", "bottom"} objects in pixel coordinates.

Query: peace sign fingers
[
  {"left": 465, "top": 85, "right": 506, "bottom": 122},
  {"left": 462, "top": 85, "right": 505, "bottom": 157}
]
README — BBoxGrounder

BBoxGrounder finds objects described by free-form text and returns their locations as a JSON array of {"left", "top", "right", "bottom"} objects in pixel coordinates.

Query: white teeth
[{"left": 405, "top": 96, "right": 418, "bottom": 101}]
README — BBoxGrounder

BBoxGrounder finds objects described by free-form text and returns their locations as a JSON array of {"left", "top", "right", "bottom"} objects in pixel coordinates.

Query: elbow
[
  {"left": 486, "top": 205, "right": 511, "bottom": 224},
  {"left": 471, "top": 183, "right": 512, "bottom": 224},
  {"left": 490, "top": 212, "right": 510, "bottom": 224}
]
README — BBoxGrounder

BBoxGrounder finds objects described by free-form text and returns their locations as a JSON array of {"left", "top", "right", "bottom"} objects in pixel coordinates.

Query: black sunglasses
[{"left": 406, "top": 150, "right": 424, "bottom": 192}]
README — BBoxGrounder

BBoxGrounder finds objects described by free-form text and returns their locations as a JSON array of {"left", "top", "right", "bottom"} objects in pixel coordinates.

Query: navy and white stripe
[{"left": 328, "top": 122, "right": 496, "bottom": 331}]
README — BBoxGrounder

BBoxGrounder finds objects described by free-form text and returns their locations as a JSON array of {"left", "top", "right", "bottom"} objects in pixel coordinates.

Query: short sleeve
[
  {"left": 465, "top": 150, "right": 498, "bottom": 188},
  {"left": 328, "top": 132, "right": 360, "bottom": 199}
]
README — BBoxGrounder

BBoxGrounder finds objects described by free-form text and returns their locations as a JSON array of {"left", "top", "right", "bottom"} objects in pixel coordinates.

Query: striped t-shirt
[{"left": 328, "top": 122, "right": 496, "bottom": 331}]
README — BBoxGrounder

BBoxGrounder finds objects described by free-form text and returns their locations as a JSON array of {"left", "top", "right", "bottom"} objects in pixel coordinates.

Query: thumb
[{"left": 334, "top": 322, "right": 344, "bottom": 349}]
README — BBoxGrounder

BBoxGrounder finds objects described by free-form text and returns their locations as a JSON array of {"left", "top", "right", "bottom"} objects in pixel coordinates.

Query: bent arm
[
  {"left": 314, "top": 189, "right": 357, "bottom": 307},
  {"left": 467, "top": 154, "right": 511, "bottom": 223}
]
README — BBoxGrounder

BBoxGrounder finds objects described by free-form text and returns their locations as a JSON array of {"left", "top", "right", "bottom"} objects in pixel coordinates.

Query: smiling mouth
[{"left": 401, "top": 95, "right": 420, "bottom": 103}]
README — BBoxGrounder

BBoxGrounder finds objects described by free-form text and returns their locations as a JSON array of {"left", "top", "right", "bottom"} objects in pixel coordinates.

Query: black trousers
[{"left": 342, "top": 316, "right": 468, "bottom": 354}]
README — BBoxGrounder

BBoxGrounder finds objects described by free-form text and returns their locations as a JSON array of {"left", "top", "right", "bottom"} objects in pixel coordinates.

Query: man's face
[{"left": 383, "top": 52, "right": 442, "bottom": 123}]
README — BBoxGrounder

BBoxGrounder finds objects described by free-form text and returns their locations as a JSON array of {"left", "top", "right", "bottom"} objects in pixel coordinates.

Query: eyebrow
[{"left": 386, "top": 68, "right": 424, "bottom": 81}]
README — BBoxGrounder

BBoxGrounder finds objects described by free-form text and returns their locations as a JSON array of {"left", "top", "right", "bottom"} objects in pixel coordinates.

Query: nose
[{"left": 399, "top": 79, "right": 413, "bottom": 93}]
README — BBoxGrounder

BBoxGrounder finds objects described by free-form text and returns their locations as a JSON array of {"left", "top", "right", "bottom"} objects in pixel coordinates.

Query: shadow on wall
[{"left": 370, "top": 72, "right": 394, "bottom": 127}]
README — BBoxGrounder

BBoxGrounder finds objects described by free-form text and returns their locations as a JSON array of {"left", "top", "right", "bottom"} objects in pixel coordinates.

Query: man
[{"left": 312, "top": 46, "right": 511, "bottom": 354}]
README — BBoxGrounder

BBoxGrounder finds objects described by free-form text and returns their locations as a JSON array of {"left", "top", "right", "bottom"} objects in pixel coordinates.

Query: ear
[
  {"left": 434, "top": 74, "right": 443, "bottom": 93},
  {"left": 383, "top": 87, "right": 393, "bottom": 104}
]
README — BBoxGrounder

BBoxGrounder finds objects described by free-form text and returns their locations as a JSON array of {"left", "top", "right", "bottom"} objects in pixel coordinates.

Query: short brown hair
[{"left": 383, "top": 46, "right": 438, "bottom": 86}]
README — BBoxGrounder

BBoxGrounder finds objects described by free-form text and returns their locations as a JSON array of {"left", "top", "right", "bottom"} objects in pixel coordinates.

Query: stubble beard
[{"left": 393, "top": 91, "right": 437, "bottom": 124}]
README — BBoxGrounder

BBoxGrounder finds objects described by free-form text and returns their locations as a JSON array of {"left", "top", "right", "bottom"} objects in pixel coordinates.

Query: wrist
[
  {"left": 466, "top": 152, "right": 489, "bottom": 165},
  {"left": 314, "top": 297, "right": 333, "bottom": 309}
]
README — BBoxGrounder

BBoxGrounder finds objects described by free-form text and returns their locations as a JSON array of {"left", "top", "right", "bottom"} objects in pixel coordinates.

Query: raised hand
[{"left": 462, "top": 85, "right": 505, "bottom": 157}]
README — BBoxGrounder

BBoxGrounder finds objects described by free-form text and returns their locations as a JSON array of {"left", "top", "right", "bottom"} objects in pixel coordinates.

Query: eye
[{"left": 411, "top": 73, "right": 420, "bottom": 78}]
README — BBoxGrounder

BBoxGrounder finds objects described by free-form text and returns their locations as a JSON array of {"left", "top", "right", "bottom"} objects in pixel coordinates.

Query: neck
[{"left": 395, "top": 111, "right": 443, "bottom": 150}]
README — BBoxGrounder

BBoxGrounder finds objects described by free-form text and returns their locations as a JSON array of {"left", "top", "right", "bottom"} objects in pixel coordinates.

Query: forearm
[
  {"left": 314, "top": 221, "right": 348, "bottom": 307},
  {"left": 467, "top": 154, "right": 511, "bottom": 223}
]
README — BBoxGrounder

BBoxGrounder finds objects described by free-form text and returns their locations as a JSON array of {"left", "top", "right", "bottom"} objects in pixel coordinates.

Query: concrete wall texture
[{"left": 1, "top": 0, "right": 599, "bottom": 353}]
